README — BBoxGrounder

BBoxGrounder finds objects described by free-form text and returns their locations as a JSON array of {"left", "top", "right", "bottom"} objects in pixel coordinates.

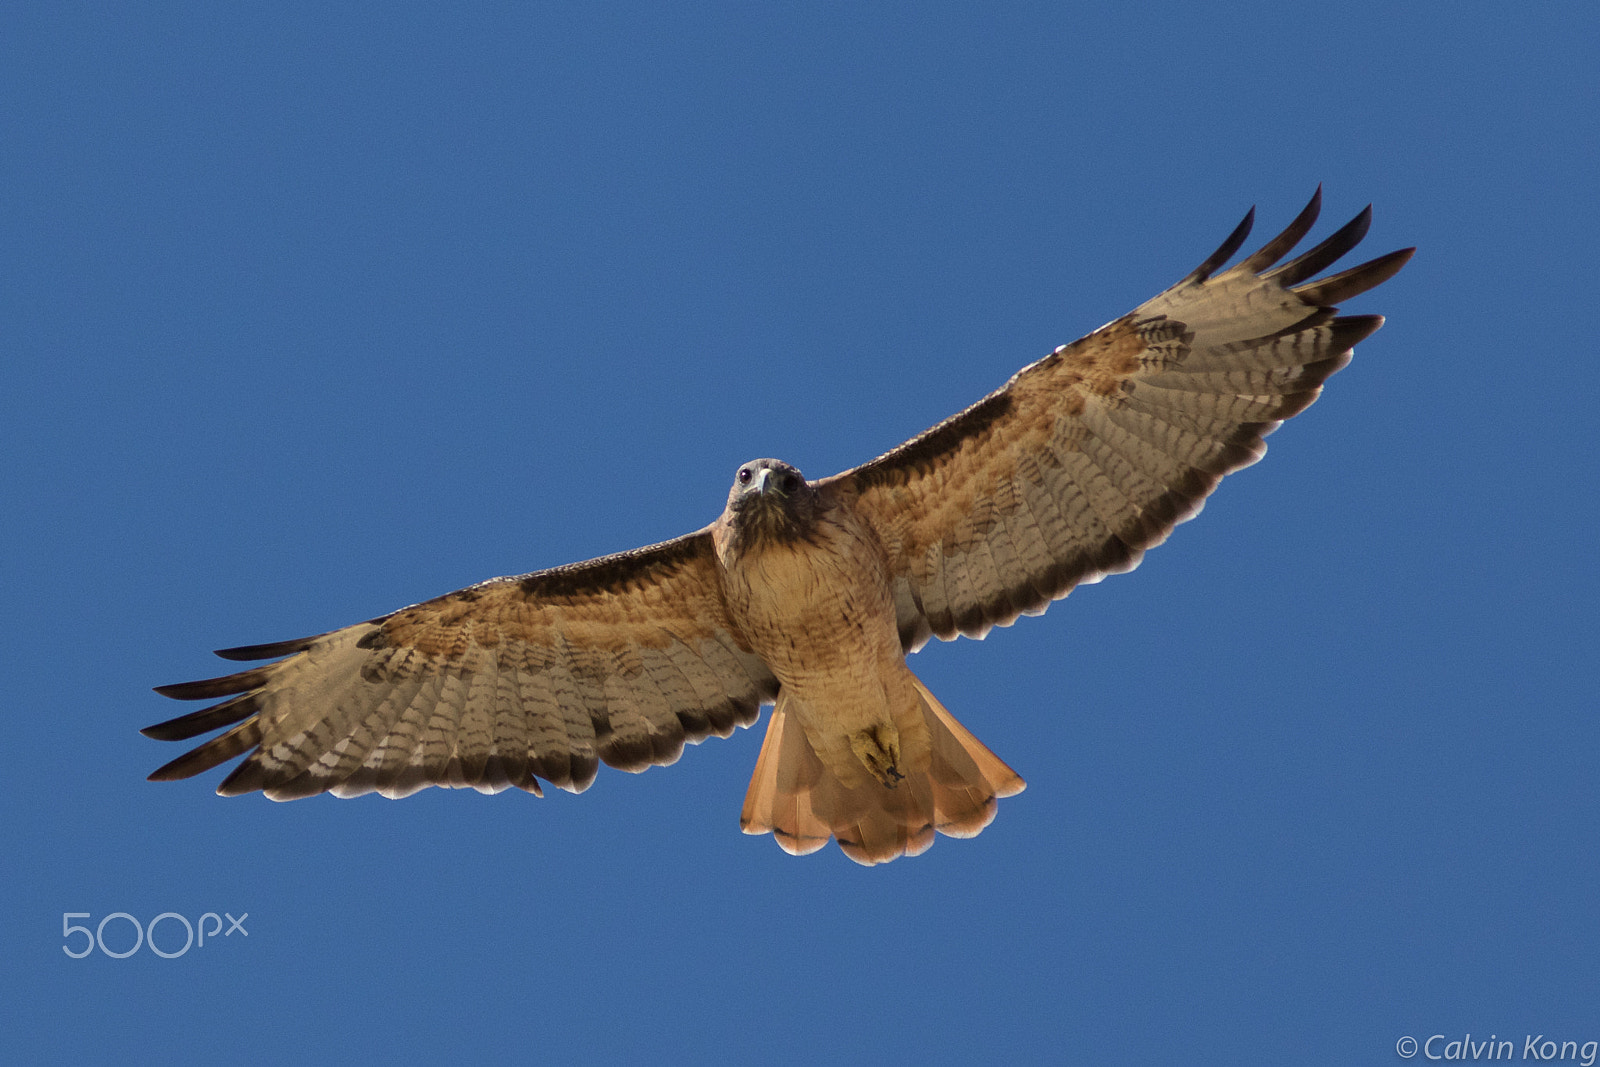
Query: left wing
[
  {"left": 145, "top": 530, "right": 778, "bottom": 799},
  {"left": 819, "top": 190, "right": 1413, "bottom": 650}
]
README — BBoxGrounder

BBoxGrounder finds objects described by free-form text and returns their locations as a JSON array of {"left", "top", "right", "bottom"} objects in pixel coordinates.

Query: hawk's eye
[
  {"left": 737, "top": 468, "right": 752, "bottom": 485},
  {"left": 781, "top": 472, "right": 800, "bottom": 492}
]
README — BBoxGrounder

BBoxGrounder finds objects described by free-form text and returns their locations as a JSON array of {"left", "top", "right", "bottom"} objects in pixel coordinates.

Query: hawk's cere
[{"left": 146, "top": 191, "right": 1412, "bottom": 865}]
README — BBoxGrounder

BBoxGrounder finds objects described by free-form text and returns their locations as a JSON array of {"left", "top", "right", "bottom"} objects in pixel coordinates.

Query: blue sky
[{"left": 4, "top": 3, "right": 1597, "bottom": 1063}]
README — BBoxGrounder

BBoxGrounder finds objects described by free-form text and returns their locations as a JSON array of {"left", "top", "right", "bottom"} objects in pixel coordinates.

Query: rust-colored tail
[{"left": 739, "top": 673, "right": 1024, "bottom": 866}]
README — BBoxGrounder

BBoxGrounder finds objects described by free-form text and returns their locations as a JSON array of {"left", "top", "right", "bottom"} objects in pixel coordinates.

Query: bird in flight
[{"left": 146, "top": 190, "right": 1412, "bottom": 865}]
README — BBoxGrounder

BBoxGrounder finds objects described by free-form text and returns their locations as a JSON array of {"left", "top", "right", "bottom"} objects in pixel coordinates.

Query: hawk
[{"left": 146, "top": 190, "right": 1412, "bottom": 865}]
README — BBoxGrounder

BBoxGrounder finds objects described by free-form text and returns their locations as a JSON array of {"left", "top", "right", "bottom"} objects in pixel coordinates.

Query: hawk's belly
[{"left": 719, "top": 512, "right": 925, "bottom": 784}]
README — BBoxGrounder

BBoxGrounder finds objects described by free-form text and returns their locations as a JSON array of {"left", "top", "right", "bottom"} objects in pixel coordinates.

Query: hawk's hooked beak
[{"left": 753, "top": 467, "right": 796, "bottom": 501}]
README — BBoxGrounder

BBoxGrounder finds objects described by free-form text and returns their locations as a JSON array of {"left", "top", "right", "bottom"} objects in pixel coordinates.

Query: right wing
[{"left": 145, "top": 530, "right": 778, "bottom": 800}]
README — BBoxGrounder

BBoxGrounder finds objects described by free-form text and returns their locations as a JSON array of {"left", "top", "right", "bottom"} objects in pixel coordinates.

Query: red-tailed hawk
[{"left": 147, "top": 191, "right": 1412, "bottom": 865}]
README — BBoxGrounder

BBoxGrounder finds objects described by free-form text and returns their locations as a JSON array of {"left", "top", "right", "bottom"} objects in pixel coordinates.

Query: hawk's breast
[{"left": 716, "top": 505, "right": 901, "bottom": 688}]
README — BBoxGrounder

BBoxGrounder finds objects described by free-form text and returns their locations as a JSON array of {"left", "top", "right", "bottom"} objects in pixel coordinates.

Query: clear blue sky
[{"left": 4, "top": 3, "right": 1596, "bottom": 1063}]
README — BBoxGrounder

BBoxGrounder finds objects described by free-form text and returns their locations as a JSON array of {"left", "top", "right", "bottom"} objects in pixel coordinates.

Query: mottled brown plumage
[{"left": 147, "top": 191, "right": 1411, "bottom": 865}]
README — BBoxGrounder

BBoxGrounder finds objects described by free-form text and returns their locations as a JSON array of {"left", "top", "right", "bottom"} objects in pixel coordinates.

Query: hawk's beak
[{"left": 754, "top": 468, "right": 772, "bottom": 494}]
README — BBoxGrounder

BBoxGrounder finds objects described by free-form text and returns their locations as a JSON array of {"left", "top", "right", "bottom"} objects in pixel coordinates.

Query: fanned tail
[{"left": 739, "top": 674, "right": 1024, "bottom": 866}]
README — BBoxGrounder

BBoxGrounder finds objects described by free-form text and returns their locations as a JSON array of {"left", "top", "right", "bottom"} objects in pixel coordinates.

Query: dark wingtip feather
[
  {"left": 147, "top": 721, "right": 262, "bottom": 782},
  {"left": 1183, "top": 206, "right": 1255, "bottom": 284},
  {"left": 216, "top": 759, "right": 272, "bottom": 796},
  {"left": 153, "top": 664, "right": 274, "bottom": 701},
  {"left": 1267, "top": 205, "right": 1373, "bottom": 287},
  {"left": 1325, "top": 314, "right": 1388, "bottom": 352},
  {"left": 1236, "top": 187, "right": 1323, "bottom": 274},
  {"left": 214, "top": 636, "right": 316, "bottom": 661},
  {"left": 141, "top": 694, "right": 259, "bottom": 741},
  {"left": 1292, "top": 247, "right": 1415, "bottom": 306}
]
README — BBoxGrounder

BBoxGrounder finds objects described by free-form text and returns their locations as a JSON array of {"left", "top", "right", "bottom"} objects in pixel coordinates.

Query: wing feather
[
  {"left": 489, "top": 664, "right": 542, "bottom": 792},
  {"left": 441, "top": 667, "right": 496, "bottom": 789},
  {"left": 824, "top": 193, "right": 1413, "bottom": 647}
]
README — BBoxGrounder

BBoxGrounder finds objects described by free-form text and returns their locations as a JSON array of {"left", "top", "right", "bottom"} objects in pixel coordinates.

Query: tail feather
[
  {"left": 740, "top": 674, "right": 1024, "bottom": 865},
  {"left": 914, "top": 674, "right": 1025, "bottom": 838},
  {"left": 740, "top": 698, "right": 829, "bottom": 855},
  {"left": 828, "top": 774, "right": 937, "bottom": 865}
]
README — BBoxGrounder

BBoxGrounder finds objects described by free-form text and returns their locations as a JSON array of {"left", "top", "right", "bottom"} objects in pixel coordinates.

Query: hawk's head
[{"left": 724, "top": 458, "right": 818, "bottom": 547}]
